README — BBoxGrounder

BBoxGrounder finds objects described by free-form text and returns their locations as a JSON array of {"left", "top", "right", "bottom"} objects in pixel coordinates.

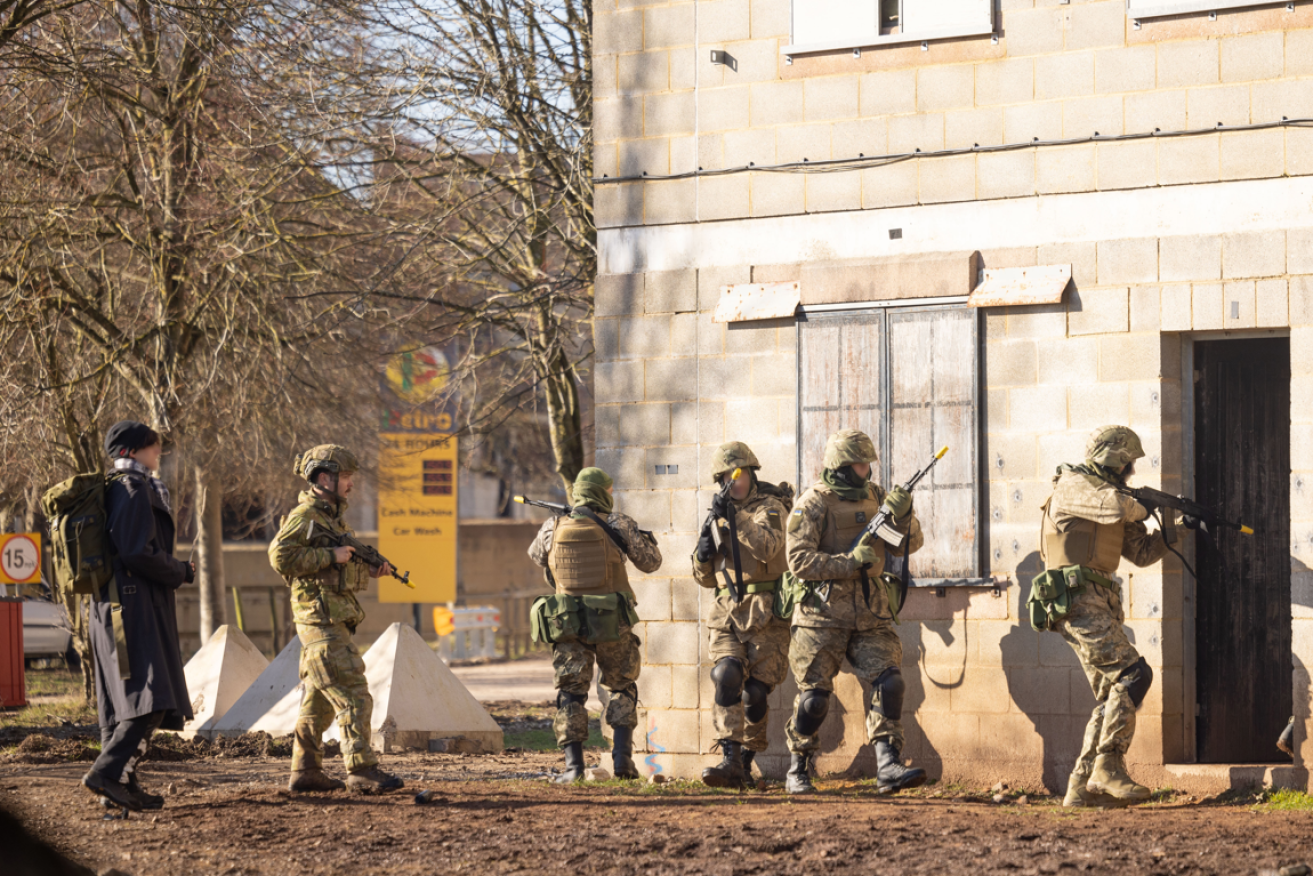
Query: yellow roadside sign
[
  {"left": 0, "top": 533, "right": 42, "bottom": 584},
  {"left": 376, "top": 433, "right": 457, "bottom": 603}
]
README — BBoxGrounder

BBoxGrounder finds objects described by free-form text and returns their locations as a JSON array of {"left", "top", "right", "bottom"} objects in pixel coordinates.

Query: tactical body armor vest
[
  {"left": 548, "top": 514, "right": 632, "bottom": 596},
  {"left": 1040, "top": 499, "right": 1125, "bottom": 575},
  {"left": 815, "top": 489, "right": 886, "bottom": 580}
]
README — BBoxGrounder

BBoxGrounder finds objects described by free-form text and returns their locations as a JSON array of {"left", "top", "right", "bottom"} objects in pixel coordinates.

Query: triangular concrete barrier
[
  {"left": 181, "top": 625, "right": 270, "bottom": 739},
  {"left": 207, "top": 635, "right": 303, "bottom": 740},
  {"left": 362, "top": 622, "right": 504, "bottom": 754},
  {"left": 206, "top": 623, "right": 504, "bottom": 754}
]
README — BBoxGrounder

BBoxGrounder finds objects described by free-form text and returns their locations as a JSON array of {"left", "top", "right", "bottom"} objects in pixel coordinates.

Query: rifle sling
[
  {"left": 574, "top": 507, "right": 630, "bottom": 555},
  {"left": 725, "top": 506, "right": 744, "bottom": 601}
]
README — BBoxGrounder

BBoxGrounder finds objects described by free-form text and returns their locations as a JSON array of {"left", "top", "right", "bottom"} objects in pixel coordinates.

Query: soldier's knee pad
[
  {"left": 743, "top": 678, "right": 770, "bottom": 723},
  {"left": 794, "top": 689, "right": 831, "bottom": 737},
  {"left": 1117, "top": 658, "right": 1153, "bottom": 708},
  {"left": 710, "top": 658, "right": 745, "bottom": 707},
  {"left": 557, "top": 690, "right": 587, "bottom": 710},
  {"left": 871, "top": 668, "right": 906, "bottom": 720}
]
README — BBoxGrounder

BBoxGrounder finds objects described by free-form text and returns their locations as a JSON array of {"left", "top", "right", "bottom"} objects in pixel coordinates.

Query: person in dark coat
[{"left": 82, "top": 420, "right": 195, "bottom": 812}]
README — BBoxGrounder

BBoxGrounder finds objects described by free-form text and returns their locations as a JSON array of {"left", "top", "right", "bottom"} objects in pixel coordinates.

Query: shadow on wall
[
  {"left": 1000, "top": 551, "right": 1099, "bottom": 794},
  {"left": 898, "top": 620, "right": 960, "bottom": 782}
]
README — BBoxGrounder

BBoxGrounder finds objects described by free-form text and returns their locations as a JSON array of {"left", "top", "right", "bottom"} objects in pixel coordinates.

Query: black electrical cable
[{"left": 595, "top": 116, "right": 1313, "bottom": 185}]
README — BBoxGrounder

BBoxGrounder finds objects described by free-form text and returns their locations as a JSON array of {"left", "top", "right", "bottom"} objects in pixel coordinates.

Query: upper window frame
[{"left": 782, "top": 0, "right": 995, "bottom": 57}]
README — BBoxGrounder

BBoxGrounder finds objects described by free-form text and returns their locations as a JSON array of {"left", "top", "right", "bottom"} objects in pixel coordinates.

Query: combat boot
[
  {"left": 742, "top": 749, "right": 757, "bottom": 780},
  {"left": 701, "top": 740, "right": 747, "bottom": 789},
  {"left": 785, "top": 752, "right": 815, "bottom": 795},
  {"left": 289, "top": 768, "right": 346, "bottom": 793},
  {"left": 82, "top": 771, "right": 142, "bottom": 813},
  {"left": 612, "top": 726, "right": 640, "bottom": 779},
  {"left": 346, "top": 766, "right": 404, "bottom": 794},
  {"left": 874, "top": 740, "right": 926, "bottom": 794},
  {"left": 126, "top": 774, "right": 165, "bottom": 810},
  {"left": 1062, "top": 771, "right": 1114, "bottom": 808},
  {"left": 556, "top": 742, "right": 586, "bottom": 784},
  {"left": 1278, "top": 716, "right": 1296, "bottom": 756},
  {"left": 1087, "top": 753, "right": 1151, "bottom": 805}
]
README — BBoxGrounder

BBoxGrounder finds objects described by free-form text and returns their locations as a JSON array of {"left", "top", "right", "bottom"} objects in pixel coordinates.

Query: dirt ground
[
  {"left": 5, "top": 745, "right": 1313, "bottom": 876},
  {"left": 4, "top": 672, "right": 1311, "bottom": 876}
]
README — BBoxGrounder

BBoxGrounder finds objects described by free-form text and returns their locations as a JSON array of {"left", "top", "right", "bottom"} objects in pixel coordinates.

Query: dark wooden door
[{"left": 1194, "top": 338, "right": 1291, "bottom": 763}]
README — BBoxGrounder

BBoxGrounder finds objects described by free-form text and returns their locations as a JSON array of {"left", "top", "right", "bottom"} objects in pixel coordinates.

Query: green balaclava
[{"left": 571, "top": 467, "right": 614, "bottom": 515}]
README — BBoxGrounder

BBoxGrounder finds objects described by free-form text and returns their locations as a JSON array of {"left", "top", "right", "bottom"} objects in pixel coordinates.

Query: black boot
[
  {"left": 556, "top": 742, "right": 586, "bottom": 784},
  {"left": 612, "top": 726, "right": 640, "bottom": 779},
  {"left": 742, "top": 749, "right": 756, "bottom": 780},
  {"left": 785, "top": 752, "right": 815, "bottom": 795},
  {"left": 875, "top": 740, "right": 926, "bottom": 794},
  {"left": 126, "top": 774, "right": 165, "bottom": 810},
  {"left": 701, "top": 740, "right": 746, "bottom": 789}
]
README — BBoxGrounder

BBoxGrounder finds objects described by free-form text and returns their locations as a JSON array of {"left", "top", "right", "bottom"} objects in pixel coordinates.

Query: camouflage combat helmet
[
  {"left": 823, "top": 429, "right": 878, "bottom": 470},
  {"left": 295, "top": 444, "right": 360, "bottom": 482},
  {"left": 1085, "top": 425, "right": 1144, "bottom": 469},
  {"left": 710, "top": 441, "right": 760, "bottom": 481}
]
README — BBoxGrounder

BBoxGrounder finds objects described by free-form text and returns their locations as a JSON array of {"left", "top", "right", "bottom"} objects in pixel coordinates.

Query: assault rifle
[
  {"left": 849, "top": 446, "right": 949, "bottom": 552},
  {"left": 1115, "top": 485, "right": 1255, "bottom": 546},
  {"left": 701, "top": 467, "right": 745, "bottom": 602},
  {"left": 332, "top": 532, "right": 413, "bottom": 588},
  {"left": 514, "top": 495, "right": 571, "bottom": 515}
]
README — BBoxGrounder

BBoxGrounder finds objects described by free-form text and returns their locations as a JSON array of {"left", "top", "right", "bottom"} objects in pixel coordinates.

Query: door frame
[{"left": 1179, "top": 327, "right": 1290, "bottom": 763}]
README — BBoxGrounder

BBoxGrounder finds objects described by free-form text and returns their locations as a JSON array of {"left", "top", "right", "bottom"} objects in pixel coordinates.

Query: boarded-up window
[{"left": 798, "top": 305, "right": 982, "bottom": 584}]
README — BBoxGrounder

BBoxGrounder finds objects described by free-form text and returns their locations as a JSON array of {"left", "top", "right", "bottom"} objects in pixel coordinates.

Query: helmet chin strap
[{"left": 313, "top": 471, "right": 344, "bottom": 506}]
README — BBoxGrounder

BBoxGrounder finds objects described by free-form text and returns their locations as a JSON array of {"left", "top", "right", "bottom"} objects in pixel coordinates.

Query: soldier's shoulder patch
[{"left": 787, "top": 508, "right": 805, "bottom": 533}]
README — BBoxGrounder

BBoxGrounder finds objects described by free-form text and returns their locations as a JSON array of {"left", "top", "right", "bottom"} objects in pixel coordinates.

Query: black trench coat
[{"left": 91, "top": 472, "right": 193, "bottom": 730}]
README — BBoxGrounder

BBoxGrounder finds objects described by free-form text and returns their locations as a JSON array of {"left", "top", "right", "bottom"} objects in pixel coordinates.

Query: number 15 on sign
[{"left": 0, "top": 533, "right": 42, "bottom": 585}]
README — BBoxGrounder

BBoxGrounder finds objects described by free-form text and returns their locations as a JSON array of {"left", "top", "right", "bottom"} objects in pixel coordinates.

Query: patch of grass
[
  {"left": 1, "top": 697, "right": 97, "bottom": 732},
  {"left": 504, "top": 722, "right": 607, "bottom": 752},
  {"left": 22, "top": 666, "right": 82, "bottom": 698},
  {"left": 1255, "top": 788, "right": 1313, "bottom": 811}
]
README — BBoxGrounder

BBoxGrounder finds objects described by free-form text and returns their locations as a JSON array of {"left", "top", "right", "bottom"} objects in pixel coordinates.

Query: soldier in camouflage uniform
[
  {"left": 269, "top": 445, "right": 403, "bottom": 794},
  {"left": 1039, "top": 426, "right": 1169, "bottom": 807},
  {"left": 784, "top": 429, "right": 926, "bottom": 795},
  {"left": 692, "top": 442, "right": 793, "bottom": 788},
  {"left": 528, "top": 467, "right": 662, "bottom": 782}
]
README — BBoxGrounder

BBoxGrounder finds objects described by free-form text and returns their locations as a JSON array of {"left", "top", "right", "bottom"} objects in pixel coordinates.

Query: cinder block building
[{"left": 593, "top": 0, "right": 1313, "bottom": 792}]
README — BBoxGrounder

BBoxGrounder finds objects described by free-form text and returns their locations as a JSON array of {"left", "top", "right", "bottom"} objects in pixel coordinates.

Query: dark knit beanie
[{"left": 104, "top": 420, "right": 160, "bottom": 459}]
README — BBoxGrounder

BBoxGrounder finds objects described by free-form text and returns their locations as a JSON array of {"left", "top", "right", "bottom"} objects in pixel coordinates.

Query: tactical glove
[
  {"left": 849, "top": 539, "right": 880, "bottom": 569},
  {"left": 1182, "top": 514, "right": 1202, "bottom": 530},
  {"left": 695, "top": 524, "right": 716, "bottom": 564},
  {"left": 711, "top": 489, "right": 732, "bottom": 521},
  {"left": 884, "top": 486, "right": 912, "bottom": 519}
]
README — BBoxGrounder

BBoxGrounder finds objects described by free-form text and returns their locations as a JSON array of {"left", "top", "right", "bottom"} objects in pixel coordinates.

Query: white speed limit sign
[{"left": 0, "top": 533, "right": 42, "bottom": 585}]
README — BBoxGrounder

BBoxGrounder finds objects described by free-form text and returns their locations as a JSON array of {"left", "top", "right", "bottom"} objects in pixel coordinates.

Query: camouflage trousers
[
  {"left": 1056, "top": 580, "right": 1142, "bottom": 776},
  {"left": 552, "top": 628, "right": 641, "bottom": 746},
  {"left": 293, "top": 622, "right": 378, "bottom": 773},
  {"left": 709, "top": 608, "right": 791, "bottom": 752},
  {"left": 786, "top": 623, "right": 904, "bottom": 754}
]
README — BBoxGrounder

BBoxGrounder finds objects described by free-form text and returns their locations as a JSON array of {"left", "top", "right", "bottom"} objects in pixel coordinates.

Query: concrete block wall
[{"left": 594, "top": 0, "right": 1313, "bottom": 228}]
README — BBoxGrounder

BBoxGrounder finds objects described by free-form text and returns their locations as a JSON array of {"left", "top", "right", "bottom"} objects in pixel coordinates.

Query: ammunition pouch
[
  {"left": 773, "top": 572, "right": 806, "bottom": 620},
  {"left": 1028, "top": 565, "right": 1113, "bottom": 631},
  {"left": 531, "top": 592, "right": 638, "bottom": 645}
]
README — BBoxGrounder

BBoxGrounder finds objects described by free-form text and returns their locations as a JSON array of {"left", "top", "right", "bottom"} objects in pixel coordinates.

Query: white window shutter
[
  {"left": 900, "top": 0, "right": 992, "bottom": 35},
  {"left": 792, "top": 0, "right": 878, "bottom": 49}
]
